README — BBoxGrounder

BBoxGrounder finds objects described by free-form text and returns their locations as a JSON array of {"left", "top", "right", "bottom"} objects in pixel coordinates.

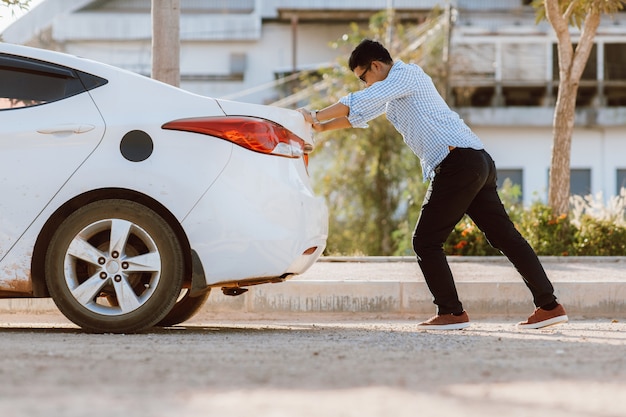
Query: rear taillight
[{"left": 162, "top": 116, "right": 309, "bottom": 160}]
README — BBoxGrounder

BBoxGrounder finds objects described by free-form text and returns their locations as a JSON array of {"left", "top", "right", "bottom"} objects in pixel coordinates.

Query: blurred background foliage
[{"left": 301, "top": 9, "right": 448, "bottom": 256}]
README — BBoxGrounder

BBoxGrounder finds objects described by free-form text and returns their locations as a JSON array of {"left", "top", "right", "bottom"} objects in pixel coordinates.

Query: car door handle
[{"left": 37, "top": 124, "right": 96, "bottom": 134}]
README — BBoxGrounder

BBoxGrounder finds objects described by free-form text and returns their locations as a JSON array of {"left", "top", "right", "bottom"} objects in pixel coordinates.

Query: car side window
[{"left": 0, "top": 54, "right": 107, "bottom": 111}]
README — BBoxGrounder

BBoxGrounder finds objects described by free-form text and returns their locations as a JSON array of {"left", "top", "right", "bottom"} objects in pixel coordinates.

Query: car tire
[
  {"left": 45, "top": 199, "right": 184, "bottom": 333},
  {"left": 156, "top": 288, "right": 211, "bottom": 327}
]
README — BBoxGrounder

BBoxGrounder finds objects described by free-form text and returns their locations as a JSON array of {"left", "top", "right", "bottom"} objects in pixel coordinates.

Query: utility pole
[
  {"left": 385, "top": 0, "right": 393, "bottom": 49},
  {"left": 442, "top": 0, "right": 453, "bottom": 103},
  {"left": 151, "top": 0, "right": 180, "bottom": 87},
  {"left": 291, "top": 14, "right": 298, "bottom": 73}
]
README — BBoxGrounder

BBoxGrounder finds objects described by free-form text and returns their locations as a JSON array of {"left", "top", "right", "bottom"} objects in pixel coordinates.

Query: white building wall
[
  {"left": 572, "top": 130, "right": 602, "bottom": 196},
  {"left": 62, "top": 19, "right": 347, "bottom": 104},
  {"left": 604, "top": 128, "right": 626, "bottom": 195},
  {"left": 476, "top": 126, "right": 552, "bottom": 205},
  {"left": 64, "top": 41, "right": 151, "bottom": 73},
  {"left": 212, "top": 22, "right": 346, "bottom": 103},
  {"left": 476, "top": 125, "right": 626, "bottom": 205}
]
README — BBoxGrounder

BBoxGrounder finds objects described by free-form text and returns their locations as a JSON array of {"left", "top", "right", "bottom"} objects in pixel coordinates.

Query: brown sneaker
[
  {"left": 417, "top": 311, "right": 470, "bottom": 330},
  {"left": 518, "top": 304, "right": 568, "bottom": 329}
]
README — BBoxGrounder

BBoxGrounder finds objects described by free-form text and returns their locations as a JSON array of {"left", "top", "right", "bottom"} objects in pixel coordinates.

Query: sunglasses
[{"left": 358, "top": 64, "right": 372, "bottom": 83}]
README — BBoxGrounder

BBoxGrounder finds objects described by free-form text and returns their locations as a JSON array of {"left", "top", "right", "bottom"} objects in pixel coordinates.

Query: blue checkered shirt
[{"left": 339, "top": 60, "right": 484, "bottom": 181}]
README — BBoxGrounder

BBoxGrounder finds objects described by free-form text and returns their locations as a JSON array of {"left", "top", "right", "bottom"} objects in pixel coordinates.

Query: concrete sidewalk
[{"left": 2, "top": 256, "right": 624, "bottom": 319}]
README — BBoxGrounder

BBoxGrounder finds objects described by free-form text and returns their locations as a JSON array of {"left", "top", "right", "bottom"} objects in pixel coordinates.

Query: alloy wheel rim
[{"left": 63, "top": 218, "right": 162, "bottom": 315}]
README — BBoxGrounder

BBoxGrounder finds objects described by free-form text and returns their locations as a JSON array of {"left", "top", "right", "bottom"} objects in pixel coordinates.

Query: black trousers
[{"left": 412, "top": 148, "right": 556, "bottom": 315}]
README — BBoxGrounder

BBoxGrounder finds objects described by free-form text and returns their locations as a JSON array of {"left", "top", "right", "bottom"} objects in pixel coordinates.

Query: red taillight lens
[{"left": 162, "top": 116, "right": 309, "bottom": 160}]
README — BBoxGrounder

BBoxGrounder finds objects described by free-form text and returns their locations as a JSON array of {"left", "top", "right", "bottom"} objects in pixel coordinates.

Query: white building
[
  {"left": 451, "top": 0, "right": 626, "bottom": 205},
  {"left": 3, "top": 0, "right": 626, "bottom": 205}
]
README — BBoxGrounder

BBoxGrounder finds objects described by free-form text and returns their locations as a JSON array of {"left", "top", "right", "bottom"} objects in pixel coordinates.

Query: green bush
[
  {"left": 574, "top": 216, "right": 626, "bottom": 256},
  {"left": 444, "top": 202, "right": 626, "bottom": 257},
  {"left": 444, "top": 216, "right": 501, "bottom": 256},
  {"left": 517, "top": 204, "right": 576, "bottom": 256}
]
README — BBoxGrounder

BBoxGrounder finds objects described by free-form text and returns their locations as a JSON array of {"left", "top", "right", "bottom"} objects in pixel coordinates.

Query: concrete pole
[
  {"left": 386, "top": 0, "right": 393, "bottom": 48},
  {"left": 151, "top": 0, "right": 180, "bottom": 87}
]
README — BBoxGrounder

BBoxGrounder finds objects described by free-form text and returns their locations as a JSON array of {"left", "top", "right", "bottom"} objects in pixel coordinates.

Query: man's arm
[
  {"left": 316, "top": 102, "right": 349, "bottom": 122},
  {"left": 298, "top": 102, "right": 352, "bottom": 132},
  {"left": 313, "top": 116, "right": 352, "bottom": 132}
]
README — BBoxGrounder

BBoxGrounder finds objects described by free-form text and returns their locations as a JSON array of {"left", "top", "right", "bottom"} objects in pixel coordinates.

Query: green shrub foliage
[{"left": 444, "top": 188, "right": 626, "bottom": 257}]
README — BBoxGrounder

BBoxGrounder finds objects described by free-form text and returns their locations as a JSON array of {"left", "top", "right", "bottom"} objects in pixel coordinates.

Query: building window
[
  {"left": 617, "top": 169, "right": 626, "bottom": 194},
  {"left": 497, "top": 169, "right": 523, "bottom": 202},
  {"left": 497, "top": 169, "right": 523, "bottom": 189},
  {"left": 604, "top": 44, "right": 626, "bottom": 80},
  {"left": 604, "top": 44, "right": 626, "bottom": 106},
  {"left": 553, "top": 44, "right": 597, "bottom": 81},
  {"left": 553, "top": 44, "right": 597, "bottom": 106},
  {"left": 570, "top": 169, "right": 592, "bottom": 197},
  {"left": 547, "top": 168, "right": 591, "bottom": 197},
  {"left": 230, "top": 53, "right": 246, "bottom": 77},
  {"left": 180, "top": 53, "right": 247, "bottom": 82}
]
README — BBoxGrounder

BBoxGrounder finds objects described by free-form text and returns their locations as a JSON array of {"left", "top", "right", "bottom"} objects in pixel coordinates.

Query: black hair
[{"left": 348, "top": 39, "right": 393, "bottom": 71}]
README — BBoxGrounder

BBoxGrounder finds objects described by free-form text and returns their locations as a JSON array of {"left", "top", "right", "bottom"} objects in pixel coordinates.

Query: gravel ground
[{"left": 0, "top": 312, "right": 625, "bottom": 417}]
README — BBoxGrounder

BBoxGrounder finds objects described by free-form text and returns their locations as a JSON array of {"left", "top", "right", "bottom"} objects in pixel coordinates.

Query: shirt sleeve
[{"left": 339, "top": 62, "right": 415, "bottom": 128}]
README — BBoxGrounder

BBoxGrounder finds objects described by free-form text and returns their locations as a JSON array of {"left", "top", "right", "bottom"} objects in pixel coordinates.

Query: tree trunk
[
  {"left": 151, "top": 0, "right": 180, "bottom": 87},
  {"left": 543, "top": 0, "right": 601, "bottom": 216},
  {"left": 548, "top": 79, "right": 578, "bottom": 215}
]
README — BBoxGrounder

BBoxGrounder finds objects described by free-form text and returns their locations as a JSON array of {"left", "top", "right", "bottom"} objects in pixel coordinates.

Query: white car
[{"left": 0, "top": 43, "right": 328, "bottom": 333}]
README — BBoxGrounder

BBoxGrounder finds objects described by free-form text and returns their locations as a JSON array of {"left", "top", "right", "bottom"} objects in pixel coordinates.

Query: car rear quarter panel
[
  {"left": 79, "top": 75, "right": 236, "bottom": 219},
  {"left": 182, "top": 144, "right": 328, "bottom": 284}
]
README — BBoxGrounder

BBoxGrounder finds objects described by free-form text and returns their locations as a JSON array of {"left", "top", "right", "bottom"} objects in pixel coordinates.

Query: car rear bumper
[{"left": 182, "top": 150, "right": 328, "bottom": 286}]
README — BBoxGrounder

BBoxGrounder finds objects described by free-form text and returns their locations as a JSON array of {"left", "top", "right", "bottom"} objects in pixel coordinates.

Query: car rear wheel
[
  {"left": 45, "top": 199, "right": 184, "bottom": 333},
  {"left": 156, "top": 288, "right": 211, "bottom": 327}
]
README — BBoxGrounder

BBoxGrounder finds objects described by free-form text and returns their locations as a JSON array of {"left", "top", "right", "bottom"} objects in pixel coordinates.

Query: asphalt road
[{"left": 0, "top": 313, "right": 625, "bottom": 417}]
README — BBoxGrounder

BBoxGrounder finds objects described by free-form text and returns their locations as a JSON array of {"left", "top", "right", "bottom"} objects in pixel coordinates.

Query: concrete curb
[
  {"left": 203, "top": 280, "right": 626, "bottom": 318},
  {"left": 319, "top": 255, "right": 626, "bottom": 263},
  {"left": 1, "top": 257, "right": 624, "bottom": 319}
]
